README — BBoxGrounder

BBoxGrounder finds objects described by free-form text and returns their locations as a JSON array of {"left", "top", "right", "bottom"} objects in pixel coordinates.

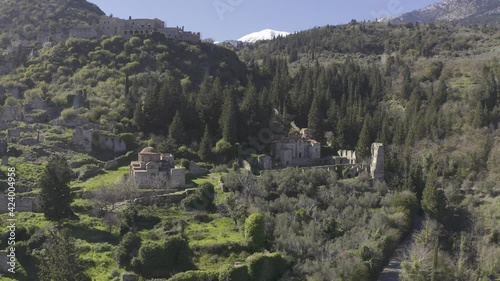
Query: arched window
[{"left": 124, "top": 31, "right": 128, "bottom": 35}]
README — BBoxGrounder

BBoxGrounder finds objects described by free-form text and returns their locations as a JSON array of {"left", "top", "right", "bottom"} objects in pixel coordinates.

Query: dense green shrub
[
  {"left": 246, "top": 253, "right": 288, "bottom": 281},
  {"left": 119, "top": 133, "right": 136, "bottom": 150},
  {"left": 219, "top": 264, "right": 250, "bottom": 281},
  {"left": 182, "top": 182, "right": 215, "bottom": 212},
  {"left": 60, "top": 107, "right": 78, "bottom": 120},
  {"left": 115, "top": 232, "right": 141, "bottom": 267},
  {"left": 176, "top": 146, "right": 197, "bottom": 160},
  {"left": 178, "top": 158, "right": 190, "bottom": 170},
  {"left": 138, "top": 236, "right": 193, "bottom": 278},
  {"left": 167, "top": 270, "right": 218, "bottom": 281},
  {"left": 244, "top": 213, "right": 265, "bottom": 252}
]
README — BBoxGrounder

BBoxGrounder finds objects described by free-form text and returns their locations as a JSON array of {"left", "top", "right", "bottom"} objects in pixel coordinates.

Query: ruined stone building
[
  {"left": 69, "top": 15, "right": 201, "bottom": 42},
  {"left": 271, "top": 128, "right": 321, "bottom": 167},
  {"left": 370, "top": 143, "right": 384, "bottom": 180},
  {"left": 129, "top": 147, "right": 186, "bottom": 188},
  {"left": 72, "top": 127, "right": 127, "bottom": 153}
]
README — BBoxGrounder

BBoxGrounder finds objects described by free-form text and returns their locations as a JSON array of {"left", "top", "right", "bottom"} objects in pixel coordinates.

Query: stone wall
[
  {"left": 0, "top": 196, "right": 41, "bottom": 213},
  {"left": 69, "top": 26, "right": 98, "bottom": 39},
  {"left": 70, "top": 16, "right": 200, "bottom": 42},
  {"left": 257, "top": 155, "right": 272, "bottom": 170},
  {"left": 134, "top": 191, "right": 190, "bottom": 205},
  {"left": 189, "top": 161, "right": 209, "bottom": 176},
  {"left": 170, "top": 168, "right": 186, "bottom": 187},
  {"left": 0, "top": 251, "right": 10, "bottom": 273}
]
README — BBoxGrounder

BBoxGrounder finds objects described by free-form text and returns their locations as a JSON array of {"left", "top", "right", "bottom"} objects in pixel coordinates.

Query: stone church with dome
[{"left": 129, "top": 147, "right": 186, "bottom": 188}]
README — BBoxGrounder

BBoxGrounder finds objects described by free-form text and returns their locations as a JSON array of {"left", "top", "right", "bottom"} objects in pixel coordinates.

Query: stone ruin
[
  {"left": 189, "top": 161, "right": 209, "bottom": 176},
  {"left": 67, "top": 93, "right": 87, "bottom": 108},
  {"left": 72, "top": 127, "right": 127, "bottom": 153},
  {"left": 0, "top": 196, "right": 41, "bottom": 214},
  {"left": 7, "top": 128, "right": 20, "bottom": 143},
  {"left": 333, "top": 150, "right": 357, "bottom": 165},
  {"left": 257, "top": 155, "right": 272, "bottom": 170},
  {"left": 0, "top": 251, "right": 10, "bottom": 273},
  {"left": 370, "top": 143, "right": 384, "bottom": 181},
  {"left": 1, "top": 105, "right": 24, "bottom": 122},
  {"left": 0, "top": 140, "right": 7, "bottom": 156}
]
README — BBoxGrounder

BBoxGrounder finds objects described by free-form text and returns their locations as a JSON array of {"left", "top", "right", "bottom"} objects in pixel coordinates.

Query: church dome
[{"left": 140, "top": 146, "right": 157, "bottom": 154}]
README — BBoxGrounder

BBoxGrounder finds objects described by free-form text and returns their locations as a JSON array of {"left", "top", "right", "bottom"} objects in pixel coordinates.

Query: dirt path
[{"left": 377, "top": 216, "right": 423, "bottom": 281}]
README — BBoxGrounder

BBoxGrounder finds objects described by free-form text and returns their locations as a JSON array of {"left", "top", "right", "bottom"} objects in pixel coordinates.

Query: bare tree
[
  {"left": 90, "top": 179, "right": 140, "bottom": 216},
  {"left": 103, "top": 212, "right": 120, "bottom": 233},
  {"left": 90, "top": 184, "right": 121, "bottom": 216},
  {"left": 237, "top": 170, "right": 261, "bottom": 202},
  {"left": 116, "top": 178, "right": 139, "bottom": 202},
  {"left": 140, "top": 175, "right": 176, "bottom": 208}
]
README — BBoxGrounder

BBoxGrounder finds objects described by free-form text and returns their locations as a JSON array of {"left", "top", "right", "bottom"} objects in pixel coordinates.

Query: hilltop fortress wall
[{"left": 69, "top": 16, "right": 201, "bottom": 42}]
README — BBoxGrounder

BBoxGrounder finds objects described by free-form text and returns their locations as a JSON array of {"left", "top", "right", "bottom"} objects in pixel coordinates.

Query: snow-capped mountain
[
  {"left": 238, "top": 29, "right": 290, "bottom": 43},
  {"left": 380, "top": 0, "right": 500, "bottom": 24}
]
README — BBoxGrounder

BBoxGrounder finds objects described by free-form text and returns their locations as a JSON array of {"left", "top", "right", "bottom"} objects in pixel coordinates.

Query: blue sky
[{"left": 88, "top": 0, "right": 439, "bottom": 41}]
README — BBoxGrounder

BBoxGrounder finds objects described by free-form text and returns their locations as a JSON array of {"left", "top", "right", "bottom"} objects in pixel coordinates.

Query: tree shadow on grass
[{"left": 67, "top": 224, "right": 119, "bottom": 245}]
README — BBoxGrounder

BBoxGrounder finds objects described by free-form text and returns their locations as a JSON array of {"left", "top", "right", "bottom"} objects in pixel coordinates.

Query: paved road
[{"left": 378, "top": 216, "right": 424, "bottom": 281}]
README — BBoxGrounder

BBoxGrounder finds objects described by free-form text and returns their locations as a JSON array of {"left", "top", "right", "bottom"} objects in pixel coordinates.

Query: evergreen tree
[
  {"left": 471, "top": 100, "right": 486, "bottom": 129},
  {"left": 219, "top": 89, "right": 237, "bottom": 143},
  {"left": 355, "top": 119, "right": 370, "bottom": 161},
  {"left": 401, "top": 66, "right": 412, "bottom": 100},
  {"left": 240, "top": 83, "right": 260, "bottom": 137},
  {"left": 196, "top": 77, "right": 222, "bottom": 134},
  {"left": 169, "top": 111, "right": 186, "bottom": 144},
  {"left": 421, "top": 166, "right": 446, "bottom": 221},
  {"left": 431, "top": 238, "right": 439, "bottom": 281},
  {"left": 244, "top": 213, "right": 265, "bottom": 252},
  {"left": 37, "top": 228, "right": 90, "bottom": 281},
  {"left": 307, "top": 96, "right": 322, "bottom": 140},
  {"left": 141, "top": 82, "right": 163, "bottom": 133},
  {"left": 198, "top": 126, "right": 212, "bottom": 162},
  {"left": 40, "top": 155, "right": 75, "bottom": 222},
  {"left": 133, "top": 99, "right": 146, "bottom": 130}
]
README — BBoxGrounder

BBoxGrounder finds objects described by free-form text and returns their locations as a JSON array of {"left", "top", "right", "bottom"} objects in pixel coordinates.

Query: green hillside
[{"left": 0, "top": 1, "right": 498, "bottom": 280}]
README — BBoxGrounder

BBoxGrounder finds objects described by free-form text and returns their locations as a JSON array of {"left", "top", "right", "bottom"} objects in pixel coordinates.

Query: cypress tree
[
  {"left": 401, "top": 66, "right": 412, "bottom": 100},
  {"left": 431, "top": 238, "right": 439, "bottom": 281},
  {"left": 142, "top": 83, "right": 163, "bottom": 133},
  {"left": 133, "top": 99, "right": 146, "bottom": 130},
  {"left": 37, "top": 228, "right": 89, "bottom": 281},
  {"left": 169, "top": 111, "right": 186, "bottom": 144},
  {"left": 199, "top": 126, "right": 212, "bottom": 162},
  {"left": 40, "top": 155, "right": 75, "bottom": 222},
  {"left": 422, "top": 166, "right": 446, "bottom": 221},
  {"left": 219, "top": 89, "right": 237, "bottom": 144},
  {"left": 355, "top": 119, "right": 370, "bottom": 161},
  {"left": 240, "top": 83, "right": 259, "bottom": 137},
  {"left": 307, "top": 96, "right": 322, "bottom": 140}
]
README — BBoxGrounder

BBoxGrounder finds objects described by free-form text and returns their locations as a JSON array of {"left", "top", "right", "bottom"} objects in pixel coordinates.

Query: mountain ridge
[{"left": 382, "top": 0, "right": 500, "bottom": 24}]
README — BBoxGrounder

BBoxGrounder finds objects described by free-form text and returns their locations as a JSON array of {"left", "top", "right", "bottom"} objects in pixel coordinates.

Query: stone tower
[{"left": 370, "top": 143, "right": 384, "bottom": 181}]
